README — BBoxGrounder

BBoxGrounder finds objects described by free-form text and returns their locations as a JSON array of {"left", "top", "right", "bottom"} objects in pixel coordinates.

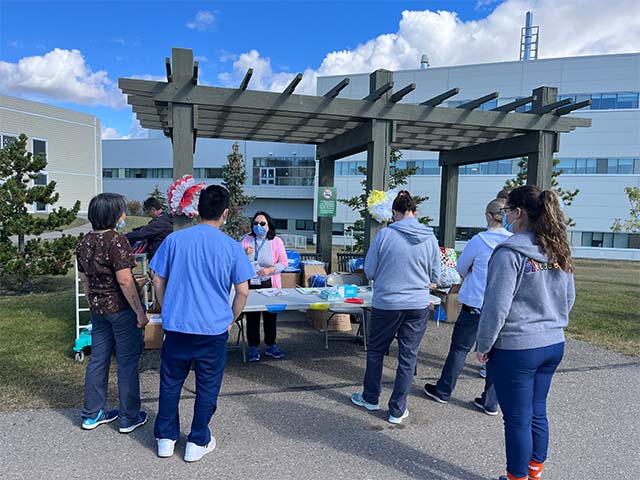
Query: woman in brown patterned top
[{"left": 76, "top": 193, "right": 149, "bottom": 433}]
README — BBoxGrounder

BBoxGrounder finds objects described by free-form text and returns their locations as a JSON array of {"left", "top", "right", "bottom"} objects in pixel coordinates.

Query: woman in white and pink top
[{"left": 240, "top": 211, "right": 288, "bottom": 362}]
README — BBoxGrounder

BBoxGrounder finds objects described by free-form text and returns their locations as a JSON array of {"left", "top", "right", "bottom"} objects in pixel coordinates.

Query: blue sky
[{"left": 1, "top": 0, "right": 638, "bottom": 138}]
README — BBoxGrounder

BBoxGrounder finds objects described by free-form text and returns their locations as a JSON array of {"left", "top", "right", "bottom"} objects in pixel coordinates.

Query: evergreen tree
[
  {"left": 611, "top": 186, "right": 640, "bottom": 233},
  {"left": 339, "top": 149, "right": 431, "bottom": 253},
  {"left": 148, "top": 184, "right": 168, "bottom": 211},
  {"left": 504, "top": 157, "right": 579, "bottom": 226},
  {"left": 221, "top": 143, "right": 255, "bottom": 239},
  {"left": 0, "top": 134, "right": 81, "bottom": 291}
]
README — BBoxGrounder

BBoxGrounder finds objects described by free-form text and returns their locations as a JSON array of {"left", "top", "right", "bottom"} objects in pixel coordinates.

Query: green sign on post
[{"left": 317, "top": 186, "right": 337, "bottom": 217}]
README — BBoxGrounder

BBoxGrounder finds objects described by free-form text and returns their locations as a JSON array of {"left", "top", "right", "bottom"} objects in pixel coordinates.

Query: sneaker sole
[
  {"left": 82, "top": 415, "right": 118, "bottom": 430},
  {"left": 473, "top": 399, "right": 499, "bottom": 416},
  {"left": 157, "top": 439, "right": 176, "bottom": 458},
  {"left": 119, "top": 415, "right": 148, "bottom": 433},
  {"left": 388, "top": 411, "right": 409, "bottom": 424},
  {"left": 264, "top": 352, "right": 284, "bottom": 359},
  {"left": 424, "top": 386, "right": 448, "bottom": 404},
  {"left": 350, "top": 395, "right": 381, "bottom": 411},
  {"left": 248, "top": 357, "right": 260, "bottom": 362}
]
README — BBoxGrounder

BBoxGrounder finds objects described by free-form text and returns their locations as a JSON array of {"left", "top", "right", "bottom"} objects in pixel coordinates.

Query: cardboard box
[
  {"left": 432, "top": 283, "right": 462, "bottom": 322},
  {"left": 308, "top": 310, "right": 352, "bottom": 332},
  {"left": 144, "top": 313, "right": 164, "bottom": 349},
  {"left": 280, "top": 271, "right": 300, "bottom": 288},
  {"left": 302, "top": 264, "right": 327, "bottom": 287}
]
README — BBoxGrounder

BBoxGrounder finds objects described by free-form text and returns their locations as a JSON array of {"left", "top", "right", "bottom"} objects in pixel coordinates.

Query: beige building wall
[{"left": 0, "top": 94, "right": 102, "bottom": 213}]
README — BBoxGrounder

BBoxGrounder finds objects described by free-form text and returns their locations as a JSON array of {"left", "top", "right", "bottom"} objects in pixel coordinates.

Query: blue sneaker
[
  {"left": 264, "top": 344, "right": 284, "bottom": 359},
  {"left": 82, "top": 409, "right": 118, "bottom": 430},
  {"left": 119, "top": 411, "right": 148, "bottom": 433},
  {"left": 350, "top": 392, "right": 380, "bottom": 411},
  {"left": 248, "top": 346, "right": 260, "bottom": 362},
  {"left": 388, "top": 409, "right": 409, "bottom": 424}
]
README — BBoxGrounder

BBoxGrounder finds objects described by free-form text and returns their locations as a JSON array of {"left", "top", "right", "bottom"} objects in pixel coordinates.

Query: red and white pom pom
[{"left": 167, "top": 175, "right": 207, "bottom": 218}]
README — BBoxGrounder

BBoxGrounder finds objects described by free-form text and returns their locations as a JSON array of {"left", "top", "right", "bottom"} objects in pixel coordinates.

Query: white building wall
[{"left": 0, "top": 94, "right": 101, "bottom": 213}]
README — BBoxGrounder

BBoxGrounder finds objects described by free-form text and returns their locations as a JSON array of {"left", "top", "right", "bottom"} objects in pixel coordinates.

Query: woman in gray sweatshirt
[
  {"left": 476, "top": 186, "right": 575, "bottom": 480},
  {"left": 351, "top": 190, "right": 440, "bottom": 424}
]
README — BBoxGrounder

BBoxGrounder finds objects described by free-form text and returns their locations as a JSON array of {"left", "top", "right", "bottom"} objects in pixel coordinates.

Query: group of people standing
[
  {"left": 76, "top": 183, "right": 575, "bottom": 479},
  {"left": 351, "top": 187, "right": 575, "bottom": 480}
]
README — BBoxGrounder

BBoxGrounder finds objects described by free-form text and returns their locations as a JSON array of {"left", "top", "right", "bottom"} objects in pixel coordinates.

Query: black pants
[{"left": 246, "top": 279, "right": 277, "bottom": 347}]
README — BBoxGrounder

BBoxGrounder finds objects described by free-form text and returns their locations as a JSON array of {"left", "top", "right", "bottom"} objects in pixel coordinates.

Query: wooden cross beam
[
  {"left": 421, "top": 88, "right": 459, "bottom": 107},
  {"left": 323, "top": 78, "right": 350, "bottom": 98},
  {"left": 491, "top": 96, "right": 533, "bottom": 112},
  {"left": 457, "top": 92, "right": 499, "bottom": 110},
  {"left": 240, "top": 69, "right": 253, "bottom": 90},
  {"left": 529, "top": 98, "right": 572, "bottom": 114},
  {"left": 555, "top": 99, "right": 592, "bottom": 115},
  {"left": 282, "top": 73, "right": 303, "bottom": 95},
  {"left": 389, "top": 83, "right": 416, "bottom": 103}
]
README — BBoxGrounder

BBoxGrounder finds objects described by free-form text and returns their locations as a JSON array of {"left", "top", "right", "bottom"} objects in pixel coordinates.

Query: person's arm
[
  {"left": 152, "top": 275, "right": 168, "bottom": 308},
  {"left": 272, "top": 237, "right": 288, "bottom": 274},
  {"left": 475, "top": 248, "right": 521, "bottom": 356},
  {"left": 456, "top": 237, "right": 477, "bottom": 278},
  {"left": 429, "top": 237, "right": 441, "bottom": 285},
  {"left": 125, "top": 218, "right": 163, "bottom": 243},
  {"left": 364, "top": 233, "right": 381, "bottom": 280},
  {"left": 231, "top": 280, "right": 250, "bottom": 323},
  {"left": 116, "top": 268, "right": 148, "bottom": 328},
  {"left": 567, "top": 272, "right": 576, "bottom": 311}
]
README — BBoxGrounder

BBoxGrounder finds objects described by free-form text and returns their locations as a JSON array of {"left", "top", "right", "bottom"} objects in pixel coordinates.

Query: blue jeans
[
  {"left": 363, "top": 307, "right": 429, "bottom": 418},
  {"left": 154, "top": 330, "right": 228, "bottom": 446},
  {"left": 82, "top": 307, "right": 143, "bottom": 428},
  {"left": 435, "top": 307, "right": 498, "bottom": 410},
  {"left": 490, "top": 342, "right": 564, "bottom": 478}
]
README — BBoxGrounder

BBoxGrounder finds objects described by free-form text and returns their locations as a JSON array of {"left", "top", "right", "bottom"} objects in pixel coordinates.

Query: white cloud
[
  {"left": 131, "top": 73, "right": 166, "bottom": 82},
  {"left": 194, "top": 55, "right": 209, "bottom": 63},
  {"left": 8, "top": 40, "right": 22, "bottom": 48},
  {"left": 0, "top": 48, "right": 126, "bottom": 108},
  {"left": 186, "top": 11, "right": 215, "bottom": 31},
  {"left": 218, "top": 0, "right": 640, "bottom": 94},
  {"left": 101, "top": 125, "right": 120, "bottom": 139},
  {"left": 112, "top": 37, "right": 127, "bottom": 46},
  {"left": 123, "top": 115, "right": 149, "bottom": 139}
]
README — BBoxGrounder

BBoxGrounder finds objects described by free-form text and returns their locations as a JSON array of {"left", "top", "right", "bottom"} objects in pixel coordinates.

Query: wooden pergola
[{"left": 119, "top": 48, "right": 591, "bottom": 267}]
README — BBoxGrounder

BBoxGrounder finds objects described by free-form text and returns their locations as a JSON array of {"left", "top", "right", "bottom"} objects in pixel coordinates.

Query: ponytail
[
  {"left": 392, "top": 190, "right": 417, "bottom": 214},
  {"left": 507, "top": 186, "right": 574, "bottom": 272}
]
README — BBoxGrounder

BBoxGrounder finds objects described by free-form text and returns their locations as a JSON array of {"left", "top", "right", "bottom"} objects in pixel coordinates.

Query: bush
[{"left": 126, "top": 200, "right": 143, "bottom": 216}]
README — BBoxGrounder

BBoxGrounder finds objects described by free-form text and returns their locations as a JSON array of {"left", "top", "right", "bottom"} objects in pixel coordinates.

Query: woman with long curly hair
[{"left": 476, "top": 185, "right": 576, "bottom": 480}]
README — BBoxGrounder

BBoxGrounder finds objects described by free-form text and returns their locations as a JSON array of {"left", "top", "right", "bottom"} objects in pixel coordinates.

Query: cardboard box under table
[
  {"left": 144, "top": 312, "right": 164, "bottom": 349},
  {"left": 431, "top": 283, "right": 462, "bottom": 322}
]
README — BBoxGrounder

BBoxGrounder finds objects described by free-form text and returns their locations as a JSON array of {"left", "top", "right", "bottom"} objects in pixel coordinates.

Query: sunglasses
[
  {"left": 499, "top": 207, "right": 514, "bottom": 214},
  {"left": 252, "top": 221, "right": 267, "bottom": 226}
]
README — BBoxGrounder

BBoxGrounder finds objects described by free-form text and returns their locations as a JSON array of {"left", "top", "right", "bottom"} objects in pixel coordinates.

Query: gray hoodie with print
[
  {"left": 364, "top": 217, "right": 440, "bottom": 310},
  {"left": 476, "top": 230, "right": 575, "bottom": 352}
]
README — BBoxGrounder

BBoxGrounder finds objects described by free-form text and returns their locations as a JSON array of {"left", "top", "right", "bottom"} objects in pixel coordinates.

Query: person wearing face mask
[
  {"left": 424, "top": 197, "right": 511, "bottom": 415},
  {"left": 240, "top": 211, "right": 289, "bottom": 362},
  {"left": 75, "top": 193, "right": 149, "bottom": 434},
  {"left": 150, "top": 185, "right": 254, "bottom": 462},
  {"left": 476, "top": 186, "right": 576, "bottom": 480},
  {"left": 351, "top": 191, "right": 440, "bottom": 424}
]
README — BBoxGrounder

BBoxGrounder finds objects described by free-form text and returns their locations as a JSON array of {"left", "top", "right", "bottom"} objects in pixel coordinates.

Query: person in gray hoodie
[
  {"left": 351, "top": 190, "right": 440, "bottom": 424},
  {"left": 424, "top": 197, "right": 511, "bottom": 416},
  {"left": 476, "top": 186, "right": 575, "bottom": 480}
]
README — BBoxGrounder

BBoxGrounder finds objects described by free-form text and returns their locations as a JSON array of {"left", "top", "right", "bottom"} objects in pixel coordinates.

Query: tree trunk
[{"left": 18, "top": 234, "right": 25, "bottom": 254}]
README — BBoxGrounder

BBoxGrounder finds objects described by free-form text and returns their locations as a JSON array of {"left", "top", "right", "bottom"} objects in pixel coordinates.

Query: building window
[
  {"left": 1, "top": 134, "right": 17, "bottom": 149},
  {"left": 295, "top": 219, "right": 314, "bottom": 231},
  {"left": 124, "top": 168, "right": 172, "bottom": 178},
  {"left": 273, "top": 218, "right": 288, "bottom": 230},
  {"left": 32, "top": 139, "right": 47, "bottom": 158},
  {"left": 102, "top": 168, "right": 119, "bottom": 178},
  {"left": 194, "top": 167, "right": 222, "bottom": 179},
  {"left": 252, "top": 156, "right": 315, "bottom": 186},
  {"left": 33, "top": 173, "right": 48, "bottom": 212}
]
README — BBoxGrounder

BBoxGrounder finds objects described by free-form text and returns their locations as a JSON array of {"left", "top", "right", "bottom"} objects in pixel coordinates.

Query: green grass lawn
[{"left": 0, "top": 258, "right": 637, "bottom": 411}]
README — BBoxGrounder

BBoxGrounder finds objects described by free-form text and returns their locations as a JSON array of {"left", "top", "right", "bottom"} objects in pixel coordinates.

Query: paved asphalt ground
[{"left": 1, "top": 312, "right": 638, "bottom": 479}]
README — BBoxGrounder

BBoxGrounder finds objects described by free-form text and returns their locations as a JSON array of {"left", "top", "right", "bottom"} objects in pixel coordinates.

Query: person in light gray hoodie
[
  {"left": 351, "top": 190, "right": 440, "bottom": 424},
  {"left": 476, "top": 186, "right": 575, "bottom": 480}
]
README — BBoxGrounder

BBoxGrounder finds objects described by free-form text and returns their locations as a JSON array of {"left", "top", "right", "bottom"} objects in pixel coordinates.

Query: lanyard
[{"left": 254, "top": 237, "right": 267, "bottom": 261}]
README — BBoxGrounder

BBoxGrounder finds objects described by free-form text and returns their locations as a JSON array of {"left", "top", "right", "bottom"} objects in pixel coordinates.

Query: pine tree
[
  {"left": 339, "top": 149, "right": 431, "bottom": 253},
  {"left": 504, "top": 157, "right": 579, "bottom": 227},
  {"left": 0, "top": 134, "right": 81, "bottom": 291},
  {"left": 148, "top": 184, "right": 168, "bottom": 211},
  {"left": 221, "top": 143, "right": 255, "bottom": 239},
  {"left": 611, "top": 186, "right": 640, "bottom": 233}
]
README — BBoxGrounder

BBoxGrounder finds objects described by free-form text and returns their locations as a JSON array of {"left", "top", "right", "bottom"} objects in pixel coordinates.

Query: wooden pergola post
[
  {"left": 316, "top": 156, "right": 334, "bottom": 270},
  {"left": 170, "top": 48, "right": 196, "bottom": 229},
  {"left": 364, "top": 70, "right": 393, "bottom": 256},
  {"left": 438, "top": 161, "right": 459, "bottom": 248},
  {"left": 527, "top": 86, "right": 558, "bottom": 190}
]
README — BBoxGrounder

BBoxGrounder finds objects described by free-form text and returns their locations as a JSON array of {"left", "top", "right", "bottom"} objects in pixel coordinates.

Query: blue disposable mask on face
[
  {"left": 253, "top": 225, "right": 267, "bottom": 237},
  {"left": 502, "top": 212, "right": 514, "bottom": 233},
  {"left": 116, "top": 219, "right": 126, "bottom": 231}
]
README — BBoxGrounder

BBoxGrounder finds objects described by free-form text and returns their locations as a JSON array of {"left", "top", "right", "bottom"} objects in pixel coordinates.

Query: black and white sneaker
[
  {"left": 423, "top": 384, "right": 448, "bottom": 404},
  {"left": 119, "top": 411, "right": 148, "bottom": 433},
  {"left": 473, "top": 398, "right": 499, "bottom": 416}
]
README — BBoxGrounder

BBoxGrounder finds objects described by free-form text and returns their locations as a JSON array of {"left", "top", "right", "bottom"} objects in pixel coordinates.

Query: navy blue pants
[
  {"left": 362, "top": 307, "right": 429, "bottom": 418},
  {"left": 154, "top": 330, "right": 228, "bottom": 446},
  {"left": 435, "top": 307, "right": 498, "bottom": 410},
  {"left": 82, "top": 307, "right": 143, "bottom": 428},
  {"left": 490, "top": 342, "right": 564, "bottom": 478}
]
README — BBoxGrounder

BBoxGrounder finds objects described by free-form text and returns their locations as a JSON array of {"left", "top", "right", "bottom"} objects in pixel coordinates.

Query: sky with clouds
[{"left": 1, "top": 0, "right": 638, "bottom": 139}]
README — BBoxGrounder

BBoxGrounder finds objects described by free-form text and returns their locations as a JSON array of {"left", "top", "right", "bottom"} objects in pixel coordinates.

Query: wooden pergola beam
[
  {"left": 491, "top": 96, "right": 533, "bottom": 112},
  {"left": 456, "top": 92, "right": 499, "bottom": 110},
  {"left": 323, "top": 78, "right": 350, "bottom": 98},
  {"left": 365, "top": 82, "right": 394, "bottom": 101},
  {"left": 239, "top": 68, "right": 253, "bottom": 90},
  {"left": 555, "top": 99, "right": 592, "bottom": 115},
  {"left": 421, "top": 88, "right": 459, "bottom": 107},
  {"left": 440, "top": 133, "right": 539, "bottom": 166},
  {"left": 389, "top": 83, "right": 416, "bottom": 103},
  {"left": 529, "top": 98, "right": 572, "bottom": 114},
  {"left": 282, "top": 73, "right": 303, "bottom": 95}
]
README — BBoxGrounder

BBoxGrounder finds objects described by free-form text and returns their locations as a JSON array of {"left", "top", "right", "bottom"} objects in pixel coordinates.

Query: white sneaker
[
  {"left": 157, "top": 438, "right": 176, "bottom": 458},
  {"left": 184, "top": 437, "right": 216, "bottom": 462},
  {"left": 388, "top": 409, "right": 409, "bottom": 424}
]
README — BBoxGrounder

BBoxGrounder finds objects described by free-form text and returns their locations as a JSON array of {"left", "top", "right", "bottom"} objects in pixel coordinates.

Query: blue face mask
[
  {"left": 116, "top": 219, "right": 126, "bottom": 231},
  {"left": 502, "top": 212, "right": 514, "bottom": 233},
  {"left": 253, "top": 224, "right": 267, "bottom": 237}
]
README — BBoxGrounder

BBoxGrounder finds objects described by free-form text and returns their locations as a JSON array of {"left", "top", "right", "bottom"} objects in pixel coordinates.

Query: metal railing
[
  {"left": 336, "top": 252, "right": 363, "bottom": 272},
  {"left": 280, "top": 234, "right": 308, "bottom": 249}
]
